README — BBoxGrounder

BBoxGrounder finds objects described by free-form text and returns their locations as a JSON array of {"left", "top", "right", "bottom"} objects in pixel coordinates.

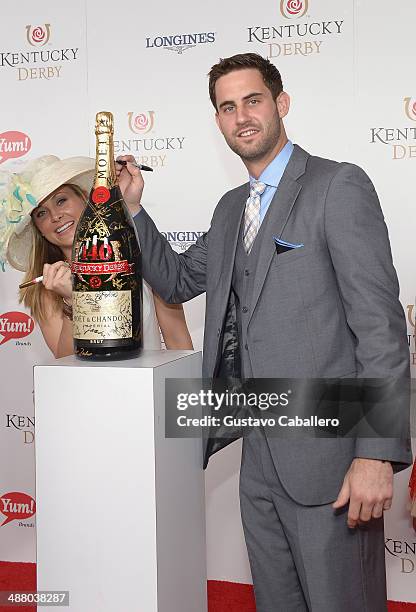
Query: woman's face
[{"left": 31, "top": 185, "right": 85, "bottom": 249}]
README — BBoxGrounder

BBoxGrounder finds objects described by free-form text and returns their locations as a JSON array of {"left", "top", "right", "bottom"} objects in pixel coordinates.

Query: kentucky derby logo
[
  {"left": 404, "top": 97, "right": 416, "bottom": 122},
  {"left": 407, "top": 305, "right": 415, "bottom": 329},
  {"left": 5, "top": 413, "right": 35, "bottom": 446},
  {"left": 127, "top": 111, "right": 155, "bottom": 134},
  {"left": 280, "top": 0, "right": 308, "bottom": 18},
  {"left": 385, "top": 538, "right": 416, "bottom": 575},
  {"left": 25, "top": 24, "right": 51, "bottom": 47}
]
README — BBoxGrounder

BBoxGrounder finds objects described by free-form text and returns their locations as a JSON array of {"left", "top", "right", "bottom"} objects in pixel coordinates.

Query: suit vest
[{"left": 232, "top": 209, "right": 270, "bottom": 379}]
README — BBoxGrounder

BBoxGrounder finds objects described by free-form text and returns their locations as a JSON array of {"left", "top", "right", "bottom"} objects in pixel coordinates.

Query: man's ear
[
  {"left": 276, "top": 91, "right": 290, "bottom": 119},
  {"left": 215, "top": 112, "right": 222, "bottom": 133}
]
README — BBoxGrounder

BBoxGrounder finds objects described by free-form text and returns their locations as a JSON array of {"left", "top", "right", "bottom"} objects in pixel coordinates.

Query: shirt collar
[{"left": 249, "top": 140, "right": 294, "bottom": 188}]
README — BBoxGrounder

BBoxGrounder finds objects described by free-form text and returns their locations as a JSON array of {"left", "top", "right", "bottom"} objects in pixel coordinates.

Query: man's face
[{"left": 214, "top": 68, "right": 287, "bottom": 163}]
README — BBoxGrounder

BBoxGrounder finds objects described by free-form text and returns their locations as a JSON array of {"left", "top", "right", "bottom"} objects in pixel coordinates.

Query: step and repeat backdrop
[{"left": 0, "top": 0, "right": 415, "bottom": 603}]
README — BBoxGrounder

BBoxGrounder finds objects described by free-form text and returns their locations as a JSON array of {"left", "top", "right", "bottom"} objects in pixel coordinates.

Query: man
[{"left": 118, "top": 53, "right": 411, "bottom": 611}]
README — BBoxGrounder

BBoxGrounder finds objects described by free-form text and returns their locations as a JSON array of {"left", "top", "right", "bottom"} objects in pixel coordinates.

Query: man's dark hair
[{"left": 208, "top": 53, "right": 283, "bottom": 110}]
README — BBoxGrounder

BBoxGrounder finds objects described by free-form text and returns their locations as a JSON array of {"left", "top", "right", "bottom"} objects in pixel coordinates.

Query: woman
[{"left": 1, "top": 155, "right": 193, "bottom": 357}]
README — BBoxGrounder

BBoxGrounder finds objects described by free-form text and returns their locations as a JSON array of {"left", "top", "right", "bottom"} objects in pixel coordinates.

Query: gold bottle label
[
  {"left": 91, "top": 111, "right": 117, "bottom": 204},
  {"left": 73, "top": 290, "right": 132, "bottom": 340}
]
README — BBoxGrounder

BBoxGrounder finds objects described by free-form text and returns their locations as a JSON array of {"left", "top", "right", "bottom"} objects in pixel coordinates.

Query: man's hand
[
  {"left": 115, "top": 155, "right": 144, "bottom": 216},
  {"left": 332, "top": 458, "right": 393, "bottom": 528}
]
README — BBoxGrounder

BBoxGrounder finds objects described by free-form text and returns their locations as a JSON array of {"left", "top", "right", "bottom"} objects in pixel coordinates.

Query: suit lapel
[
  {"left": 248, "top": 145, "right": 309, "bottom": 324},
  {"left": 206, "top": 184, "right": 248, "bottom": 379},
  {"left": 217, "top": 182, "right": 249, "bottom": 297}
]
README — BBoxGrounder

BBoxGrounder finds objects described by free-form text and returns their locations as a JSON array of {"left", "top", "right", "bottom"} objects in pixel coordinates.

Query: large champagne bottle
[{"left": 71, "top": 111, "right": 142, "bottom": 360}]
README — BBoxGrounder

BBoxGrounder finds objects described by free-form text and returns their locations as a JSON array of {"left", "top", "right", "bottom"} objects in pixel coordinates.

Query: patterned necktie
[{"left": 243, "top": 181, "right": 266, "bottom": 254}]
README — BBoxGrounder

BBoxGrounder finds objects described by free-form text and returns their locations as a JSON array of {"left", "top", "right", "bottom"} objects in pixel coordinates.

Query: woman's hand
[
  {"left": 42, "top": 261, "right": 72, "bottom": 302},
  {"left": 116, "top": 155, "right": 144, "bottom": 216}
]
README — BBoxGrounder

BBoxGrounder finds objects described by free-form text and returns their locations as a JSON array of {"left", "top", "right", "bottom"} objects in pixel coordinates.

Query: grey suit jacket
[{"left": 134, "top": 144, "right": 412, "bottom": 505}]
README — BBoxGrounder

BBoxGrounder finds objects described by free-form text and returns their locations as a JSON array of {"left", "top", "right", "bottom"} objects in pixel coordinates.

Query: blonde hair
[{"left": 19, "top": 184, "right": 87, "bottom": 321}]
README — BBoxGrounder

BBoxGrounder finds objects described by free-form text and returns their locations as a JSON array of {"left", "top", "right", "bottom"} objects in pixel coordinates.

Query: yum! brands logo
[
  {"left": 0, "top": 492, "right": 36, "bottom": 527},
  {"left": 127, "top": 111, "right": 155, "bottom": 135},
  {"left": 0, "top": 312, "right": 34, "bottom": 346},
  {"left": 0, "top": 131, "right": 31, "bottom": 164},
  {"left": 280, "top": 0, "right": 309, "bottom": 19},
  {"left": 370, "top": 98, "right": 416, "bottom": 160},
  {"left": 25, "top": 24, "right": 51, "bottom": 47}
]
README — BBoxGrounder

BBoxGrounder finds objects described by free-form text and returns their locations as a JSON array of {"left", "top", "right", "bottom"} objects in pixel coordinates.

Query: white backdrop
[{"left": 0, "top": 0, "right": 415, "bottom": 603}]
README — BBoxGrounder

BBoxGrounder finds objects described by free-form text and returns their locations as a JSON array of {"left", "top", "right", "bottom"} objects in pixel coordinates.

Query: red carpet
[
  {"left": 0, "top": 562, "right": 36, "bottom": 612},
  {"left": 208, "top": 581, "right": 416, "bottom": 612},
  {"left": 0, "top": 562, "right": 415, "bottom": 611},
  {"left": 208, "top": 580, "right": 257, "bottom": 611}
]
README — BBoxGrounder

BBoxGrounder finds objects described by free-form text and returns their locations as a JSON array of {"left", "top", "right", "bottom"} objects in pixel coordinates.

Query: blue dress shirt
[{"left": 250, "top": 140, "right": 294, "bottom": 224}]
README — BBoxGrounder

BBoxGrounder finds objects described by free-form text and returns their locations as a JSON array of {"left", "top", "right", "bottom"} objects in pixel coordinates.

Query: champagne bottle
[{"left": 71, "top": 111, "right": 142, "bottom": 360}]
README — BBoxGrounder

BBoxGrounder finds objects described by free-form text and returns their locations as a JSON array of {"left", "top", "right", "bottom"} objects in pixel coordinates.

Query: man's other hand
[
  {"left": 332, "top": 457, "right": 393, "bottom": 528},
  {"left": 116, "top": 155, "right": 144, "bottom": 216}
]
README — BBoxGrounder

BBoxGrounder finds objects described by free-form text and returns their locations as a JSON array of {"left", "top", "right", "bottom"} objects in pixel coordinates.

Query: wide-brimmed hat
[{"left": 0, "top": 155, "right": 94, "bottom": 271}]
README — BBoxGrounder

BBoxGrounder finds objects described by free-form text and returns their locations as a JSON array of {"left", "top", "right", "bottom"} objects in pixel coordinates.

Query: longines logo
[
  {"left": 26, "top": 24, "right": 51, "bottom": 47},
  {"left": 145, "top": 32, "right": 216, "bottom": 54},
  {"left": 370, "top": 98, "right": 416, "bottom": 160},
  {"left": 280, "top": 0, "right": 309, "bottom": 19},
  {"left": 113, "top": 111, "right": 186, "bottom": 169},
  {"left": 0, "top": 23, "right": 79, "bottom": 81},
  {"left": 5, "top": 414, "right": 34, "bottom": 445},
  {"left": 161, "top": 231, "right": 205, "bottom": 252},
  {"left": 247, "top": 0, "right": 344, "bottom": 59},
  {"left": 385, "top": 538, "right": 416, "bottom": 574}
]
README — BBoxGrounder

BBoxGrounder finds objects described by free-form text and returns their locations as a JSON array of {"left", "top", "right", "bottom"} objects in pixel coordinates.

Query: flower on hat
[{"left": 0, "top": 171, "right": 38, "bottom": 270}]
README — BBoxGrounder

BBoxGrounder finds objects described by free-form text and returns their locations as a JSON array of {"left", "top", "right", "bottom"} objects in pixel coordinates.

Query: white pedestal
[{"left": 34, "top": 350, "right": 206, "bottom": 612}]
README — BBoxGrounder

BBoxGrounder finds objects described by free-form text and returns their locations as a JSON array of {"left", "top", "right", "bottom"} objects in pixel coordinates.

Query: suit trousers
[{"left": 239, "top": 435, "right": 387, "bottom": 612}]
